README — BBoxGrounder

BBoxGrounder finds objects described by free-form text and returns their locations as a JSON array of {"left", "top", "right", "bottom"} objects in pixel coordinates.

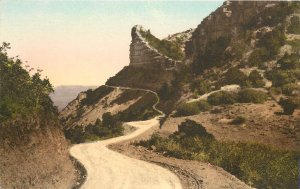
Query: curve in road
[{"left": 70, "top": 86, "right": 182, "bottom": 189}]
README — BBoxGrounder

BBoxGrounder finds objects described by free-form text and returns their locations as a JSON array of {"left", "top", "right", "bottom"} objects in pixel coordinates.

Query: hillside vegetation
[
  {"left": 138, "top": 120, "right": 299, "bottom": 189},
  {"left": 0, "top": 42, "right": 76, "bottom": 188}
]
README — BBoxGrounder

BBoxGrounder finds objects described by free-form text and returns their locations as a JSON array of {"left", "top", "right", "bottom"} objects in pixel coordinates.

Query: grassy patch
[{"left": 137, "top": 119, "right": 299, "bottom": 189}]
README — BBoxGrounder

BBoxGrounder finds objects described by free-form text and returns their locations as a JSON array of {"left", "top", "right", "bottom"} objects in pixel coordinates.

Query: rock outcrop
[
  {"left": 186, "top": 1, "right": 278, "bottom": 62},
  {"left": 129, "top": 25, "right": 181, "bottom": 69}
]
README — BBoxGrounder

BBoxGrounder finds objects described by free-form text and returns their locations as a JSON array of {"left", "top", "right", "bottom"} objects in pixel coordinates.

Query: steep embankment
[
  {"left": 0, "top": 125, "right": 76, "bottom": 189},
  {"left": 0, "top": 43, "right": 77, "bottom": 189}
]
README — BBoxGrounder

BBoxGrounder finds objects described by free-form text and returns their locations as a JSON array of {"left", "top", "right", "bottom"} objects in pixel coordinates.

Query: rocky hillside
[
  {"left": 0, "top": 43, "right": 77, "bottom": 188},
  {"left": 60, "top": 1, "right": 300, "bottom": 188}
]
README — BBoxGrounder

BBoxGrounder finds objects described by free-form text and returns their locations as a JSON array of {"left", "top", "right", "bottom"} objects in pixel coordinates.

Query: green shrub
[
  {"left": 230, "top": 116, "right": 246, "bottom": 125},
  {"left": 197, "top": 100, "right": 212, "bottom": 112},
  {"left": 224, "top": 67, "right": 248, "bottom": 86},
  {"left": 278, "top": 53, "right": 300, "bottom": 70},
  {"left": 0, "top": 42, "right": 57, "bottom": 122},
  {"left": 287, "top": 39, "right": 300, "bottom": 52},
  {"left": 248, "top": 70, "right": 265, "bottom": 88},
  {"left": 175, "top": 102, "right": 200, "bottom": 116},
  {"left": 177, "top": 120, "right": 214, "bottom": 139},
  {"left": 64, "top": 113, "right": 124, "bottom": 144},
  {"left": 248, "top": 26, "right": 286, "bottom": 67},
  {"left": 238, "top": 89, "right": 268, "bottom": 104},
  {"left": 279, "top": 96, "right": 300, "bottom": 115},
  {"left": 281, "top": 83, "right": 300, "bottom": 96},
  {"left": 248, "top": 48, "right": 270, "bottom": 67},
  {"left": 207, "top": 91, "right": 238, "bottom": 105},
  {"left": 266, "top": 69, "right": 298, "bottom": 87},
  {"left": 190, "top": 79, "right": 210, "bottom": 95},
  {"left": 256, "top": 27, "right": 285, "bottom": 58},
  {"left": 287, "top": 16, "right": 300, "bottom": 34}
]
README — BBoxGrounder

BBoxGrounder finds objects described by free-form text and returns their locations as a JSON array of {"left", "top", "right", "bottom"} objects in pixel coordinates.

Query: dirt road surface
[{"left": 69, "top": 117, "right": 182, "bottom": 189}]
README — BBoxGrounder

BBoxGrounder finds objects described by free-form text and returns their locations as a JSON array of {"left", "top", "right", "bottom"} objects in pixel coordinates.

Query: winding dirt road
[{"left": 69, "top": 86, "right": 182, "bottom": 189}]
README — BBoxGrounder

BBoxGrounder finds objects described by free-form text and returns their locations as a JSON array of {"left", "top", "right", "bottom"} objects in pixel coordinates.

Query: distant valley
[{"left": 50, "top": 85, "right": 97, "bottom": 110}]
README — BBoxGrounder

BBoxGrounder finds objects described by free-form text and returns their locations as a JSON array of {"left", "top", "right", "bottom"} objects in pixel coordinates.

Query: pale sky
[{"left": 0, "top": 1, "right": 223, "bottom": 86}]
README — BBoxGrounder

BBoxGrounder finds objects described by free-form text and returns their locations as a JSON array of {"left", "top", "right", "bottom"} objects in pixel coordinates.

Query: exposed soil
[
  {"left": 0, "top": 127, "right": 77, "bottom": 189},
  {"left": 161, "top": 100, "right": 300, "bottom": 150}
]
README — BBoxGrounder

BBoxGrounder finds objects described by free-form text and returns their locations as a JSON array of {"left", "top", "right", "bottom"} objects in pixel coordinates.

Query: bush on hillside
[
  {"left": 197, "top": 100, "right": 212, "bottom": 112},
  {"left": 223, "top": 67, "right": 248, "bottom": 86},
  {"left": 175, "top": 100, "right": 211, "bottom": 117},
  {"left": 177, "top": 120, "right": 214, "bottom": 139},
  {"left": 230, "top": 116, "right": 246, "bottom": 125},
  {"left": 64, "top": 113, "right": 124, "bottom": 144},
  {"left": 207, "top": 91, "right": 238, "bottom": 106},
  {"left": 190, "top": 79, "right": 210, "bottom": 95},
  {"left": 287, "top": 16, "right": 300, "bottom": 34},
  {"left": 278, "top": 53, "right": 300, "bottom": 70},
  {"left": 238, "top": 89, "right": 268, "bottom": 104},
  {"left": 256, "top": 27, "right": 286, "bottom": 59},
  {"left": 248, "top": 70, "right": 265, "bottom": 88},
  {"left": 266, "top": 69, "right": 298, "bottom": 87},
  {"left": 248, "top": 48, "right": 270, "bottom": 67},
  {"left": 0, "top": 42, "right": 57, "bottom": 123},
  {"left": 137, "top": 119, "right": 299, "bottom": 189},
  {"left": 281, "top": 83, "right": 300, "bottom": 96},
  {"left": 175, "top": 102, "right": 200, "bottom": 117},
  {"left": 279, "top": 96, "right": 300, "bottom": 115}
]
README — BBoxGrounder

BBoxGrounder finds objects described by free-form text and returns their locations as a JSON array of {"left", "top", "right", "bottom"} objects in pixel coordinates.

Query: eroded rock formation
[
  {"left": 129, "top": 25, "right": 181, "bottom": 69},
  {"left": 186, "top": 1, "right": 279, "bottom": 62}
]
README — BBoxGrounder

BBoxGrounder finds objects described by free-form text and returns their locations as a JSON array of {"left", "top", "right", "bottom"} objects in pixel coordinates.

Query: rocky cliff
[
  {"left": 193, "top": 1, "right": 297, "bottom": 68},
  {"left": 187, "top": 1, "right": 270, "bottom": 61},
  {"left": 130, "top": 25, "right": 183, "bottom": 69}
]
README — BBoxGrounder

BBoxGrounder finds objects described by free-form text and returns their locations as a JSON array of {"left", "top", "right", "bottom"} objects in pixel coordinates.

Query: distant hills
[{"left": 50, "top": 85, "right": 96, "bottom": 110}]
